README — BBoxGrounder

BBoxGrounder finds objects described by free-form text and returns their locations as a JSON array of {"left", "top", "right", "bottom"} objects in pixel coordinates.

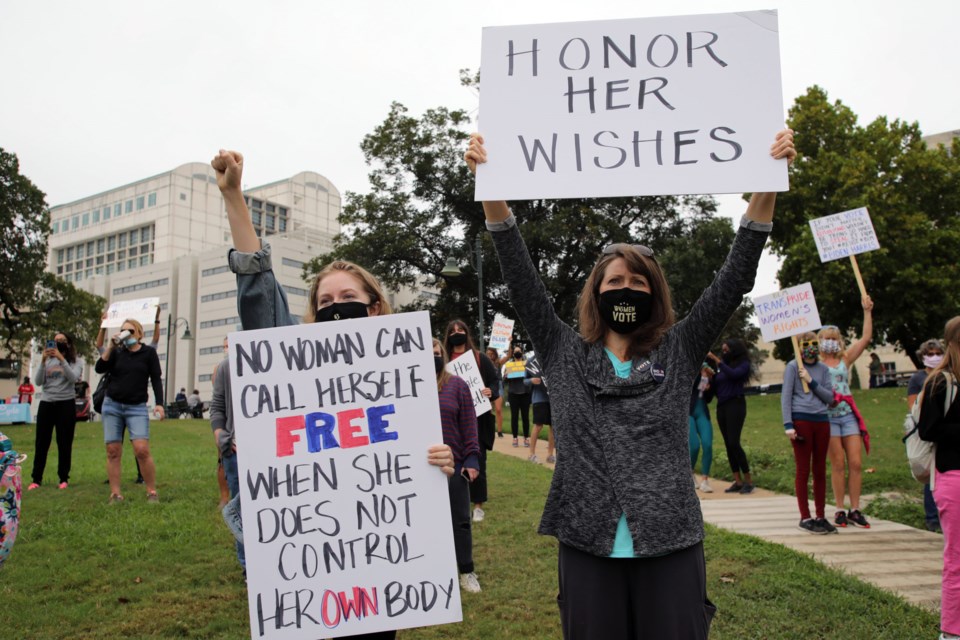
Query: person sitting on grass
[{"left": 782, "top": 332, "right": 837, "bottom": 535}]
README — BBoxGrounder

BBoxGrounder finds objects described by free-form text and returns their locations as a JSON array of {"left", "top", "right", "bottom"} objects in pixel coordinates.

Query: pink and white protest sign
[{"left": 753, "top": 283, "right": 822, "bottom": 342}]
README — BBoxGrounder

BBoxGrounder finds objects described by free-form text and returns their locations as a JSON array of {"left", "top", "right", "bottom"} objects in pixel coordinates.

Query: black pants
[
  {"left": 32, "top": 399, "right": 77, "bottom": 485},
  {"left": 717, "top": 396, "right": 750, "bottom": 474},
  {"left": 472, "top": 446, "right": 488, "bottom": 504},
  {"left": 509, "top": 392, "right": 531, "bottom": 438},
  {"left": 448, "top": 472, "right": 474, "bottom": 574},
  {"left": 558, "top": 541, "right": 715, "bottom": 639}
]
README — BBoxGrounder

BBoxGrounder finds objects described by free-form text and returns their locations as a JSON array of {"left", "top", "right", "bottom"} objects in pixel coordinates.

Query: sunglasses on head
[
  {"left": 800, "top": 340, "right": 819, "bottom": 348},
  {"left": 602, "top": 243, "right": 655, "bottom": 258}
]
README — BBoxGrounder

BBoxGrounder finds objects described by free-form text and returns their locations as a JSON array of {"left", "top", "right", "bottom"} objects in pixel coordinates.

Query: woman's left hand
[
  {"left": 481, "top": 387, "right": 492, "bottom": 398},
  {"left": 771, "top": 129, "right": 796, "bottom": 166},
  {"left": 427, "top": 444, "right": 454, "bottom": 477},
  {"left": 465, "top": 468, "right": 479, "bottom": 482}
]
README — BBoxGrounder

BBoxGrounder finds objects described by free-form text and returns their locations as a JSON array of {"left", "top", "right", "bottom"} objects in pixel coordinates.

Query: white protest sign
[
  {"left": 477, "top": 10, "right": 786, "bottom": 200},
  {"left": 808, "top": 207, "right": 880, "bottom": 262},
  {"left": 101, "top": 297, "right": 159, "bottom": 328},
  {"left": 753, "top": 283, "right": 822, "bottom": 342},
  {"left": 446, "top": 352, "right": 492, "bottom": 417},
  {"left": 488, "top": 315, "right": 515, "bottom": 355},
  {"left": 228, "top": 311, "right": 461, "bottom": 639}
]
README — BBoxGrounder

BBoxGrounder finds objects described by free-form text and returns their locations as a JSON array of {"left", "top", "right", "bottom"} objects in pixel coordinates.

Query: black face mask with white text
[
  {"left": 314, "top": 302, "right": 369, "bottom": 323},
  {"left": 598, "top": 288, "right": 653, "bottom": 335}
]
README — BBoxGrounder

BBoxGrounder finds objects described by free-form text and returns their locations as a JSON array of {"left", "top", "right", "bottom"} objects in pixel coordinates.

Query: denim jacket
[{"left": 228, "top": 242, "right": 299, "bottom": 330}]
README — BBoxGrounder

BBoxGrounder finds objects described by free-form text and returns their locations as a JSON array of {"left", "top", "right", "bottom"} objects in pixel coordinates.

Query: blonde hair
[
  {"left": 576, "top": 247, "right": 674, "bottom": 357},
  {"left": 433, "top": 338, "right": 452, "bottom": 392},
  {"left": 122, "top": 318, "right": 144, "bottom": 340},
  {"left": 817, "top": 326, "right": 847, "bottom": 358},
  {"left": 303, "top": 260, "right": 392, "bottom": 323},
  {"left": 923, "top": 316, "right": 960, "bottom": 395}
]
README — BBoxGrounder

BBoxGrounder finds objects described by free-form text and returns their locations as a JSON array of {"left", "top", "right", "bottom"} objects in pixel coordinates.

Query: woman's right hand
[
  {"left": 464, "top": 134, "right": 487, "bottom": 175},
  {"left": 785, "top": 428, "right": 797, "bottom": 440},
  {"left": 798, "top": 366, "right": 812, "bottom": 384},
  {"left": 211, "top": 149, "right": 244, "bottom": 194}
]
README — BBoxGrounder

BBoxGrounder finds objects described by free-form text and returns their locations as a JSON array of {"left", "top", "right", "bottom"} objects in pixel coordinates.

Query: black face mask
[
  {"left": 513, "top": 351, "right": 523, "bottom": 359},
  {"left": 448, "top": 333, "right": 468, "bottom": 347},
  {"left": 434, "top": 356, "right": 444, "bottom": 374},
  {"left": 598, "top": 288, "right": 653, "bottom": 335},
  {"left": 56, "top": 342, "right": 68, "bottom": 355},
  {"left": 314, "top": 301, "right": 369, "bottom": 323}
]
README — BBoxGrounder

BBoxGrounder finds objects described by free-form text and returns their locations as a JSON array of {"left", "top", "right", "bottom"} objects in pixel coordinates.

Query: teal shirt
[{"left": 605, "top": 349, "right": 637, "bottom": 558}]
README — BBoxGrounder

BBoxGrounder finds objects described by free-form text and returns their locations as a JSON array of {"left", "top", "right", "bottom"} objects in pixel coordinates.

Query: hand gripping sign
[{"left": 228, "top": 311, "right": 461, "bottom": 639}]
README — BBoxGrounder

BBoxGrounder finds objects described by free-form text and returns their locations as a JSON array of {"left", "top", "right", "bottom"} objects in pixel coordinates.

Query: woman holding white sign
[
  {"left": 433, "top": 338, "right": 482, "bottom": 593},
  {"left": 818, "top": 296, "right": 874, "bottom": 529},
  {"left": 465, "top": 129, "right": 795, "bottom": 638}
]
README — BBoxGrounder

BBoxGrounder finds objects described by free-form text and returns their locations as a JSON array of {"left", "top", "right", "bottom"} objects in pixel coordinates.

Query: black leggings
[
  {"left": 558, "top": 542, "right": 715, "bottom": 639},
  {"left": 32, "top": 399, "right": 77, "bottom": 485},
  {"left": 509, "top": 392, "right": 531, "bottom": 438},
  {"left": 717, "top": 396, "right": 750, "bottom": 474}
]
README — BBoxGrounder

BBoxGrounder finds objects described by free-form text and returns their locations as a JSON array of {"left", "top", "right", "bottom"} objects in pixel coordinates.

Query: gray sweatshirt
[
  {"left": 781, "top": 359, "right": 834, "bottom": 428},
  {"left": 488, "top": 213, "right": 769, "bottom": 558},
  {"left": 34, "top": 356, "right": 84, "bottom": 402},
  {"left": 210, "top": 358, "right": 234, "bottom": 455}
]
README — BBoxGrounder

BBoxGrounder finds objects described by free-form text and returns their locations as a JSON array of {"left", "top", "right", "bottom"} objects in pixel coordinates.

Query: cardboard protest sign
[
  {"left": 503, "top": 359, "right": 527, "bottom": 380},
  {"left": 445, "top": 352, "right": 492, "bottom": 417},
  {"left": 477, "top": 10, "right": 786, "bottom": 200},
  {"left": 809, "top": 207, "right": 880, "bottom": 263},
  {"left": 488, "top": 315, "right": 515, "bottom": 355},
  {"left": 753, "top": 283, "right": 822, "bottom": 343},
  {"left": 228, "top": 311, "right": 462, "bottom": 639},
  {"left": 101, "top": 297, "right": 159, "bottom": 328}
]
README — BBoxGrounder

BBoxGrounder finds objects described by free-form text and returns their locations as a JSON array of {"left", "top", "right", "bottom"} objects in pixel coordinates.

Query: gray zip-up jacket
[{"left": 488, "top": 213, "right": 769, "bottom": 558}]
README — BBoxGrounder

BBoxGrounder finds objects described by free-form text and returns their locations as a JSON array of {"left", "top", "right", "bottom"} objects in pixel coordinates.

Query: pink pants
[{"left": 934, "top": 469, "right": 960, "bottom": 635}]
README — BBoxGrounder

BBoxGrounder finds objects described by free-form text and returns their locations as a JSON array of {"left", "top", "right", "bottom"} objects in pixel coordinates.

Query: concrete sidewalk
[{"left": 489, "top": 437, "right": 943, "bottom": 611}]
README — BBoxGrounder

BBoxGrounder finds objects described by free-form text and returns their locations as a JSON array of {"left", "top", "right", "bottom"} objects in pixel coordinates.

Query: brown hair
[
  {"left": 576, "top": 247, "right": 674, "bottom": 356},
  {"left": 444, "top": 319, "right": 479, "bottom": 357},
  {"left": 303, "top": 260, "right": 392, "bottom": 323},
  {"left": 923, "top": 316, "right": 960, "bottom": 395},
  {"left": 433, "top": 338, "right": 452, "bottom": 392}
]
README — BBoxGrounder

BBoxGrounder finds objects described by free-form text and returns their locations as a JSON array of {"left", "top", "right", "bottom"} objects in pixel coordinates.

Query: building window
[
  {"left": 266, "top": 214, "right": 275, "bottom": 231},
  {"left": 97, "top": 239, "right": 105, "bottom": 253},
  {"left": 96, "top": 256, "right": 104, "bottom": 265},
  {"left": 117, "top": 262, "right": 125, "bottom": 272},
  {"left": 281, "top": 258, "right": 304, "bottom": 269},
  {"left": 130, "top": 230, "right": 138, "bottom": 244},
  {"left": 141, "top": 227, "right": 151, "bottom": 242},
  {"left": 200, "top": 316, "right": 240, "bottom": 329},
  {"left": 86, "top": 241, "right": 94, "bottom": 254},
  {"left": 136, "top": 196, "right": 145, "bottom": 210},
  {"left": 81, "top": 212, "right": 89, "bottom": 226},
  {"left": 252, "top": 199, "right": 262, "bottom": 209},
  {"left": 86, "top": 258, "right": 93, "bottom": 268},
  {"left": 282, "top": 285, "right": 308, "bottom": 297},
  {"left": 201, "top": 265, "right": 230, "bottom": 277},
  {"left": 148, "top": 192, "right": 156, "bottom": 207},
  {"left": 52, "top": 221, "right": 59, "bottom": 234},
  {"left": 128, "top": 259, "right": 137, "bottom": 269},
  {"left": 103, "top": 206, "right": 111, "bottom": 221},
  {"left": 179, "top": 193, "right": 186, "bottom": 201},
  {"left": 130, "top": 246, "right": 138, "bottom": 257},
  {"left": 199, "top": 346, "right": 223, "bottom": 355},
  {"left": 107, "top": 252, "right": 115, "bottom": 262},
  {"left": 200, "top": 290, "right": 238, "bottom": 303},
  {"left": 279, "top": 207, "right": 288, "bottom": 217},
  {"left": 106, "top": 264, "right": 114, "bottom": 275},
  {"left": 66, "top": 247, "right": 73, "bottom": 261},
  {"left": 57, "top": 266, "right": 63, "bottom": 275},
  {"left": 198, "top": 374, "right": 212, "bottom": 383},
  {"left": 140, "top": 255, "right": 151, "bottom": 266},
  {"left": 92, "top": 209, "right": 100, "bottom": 223},
  {"left": 76, "top": 245, "right": 84, "bottom": 259},
  {"left": 125, "top": 200, "right": 133, "bottom": 213},
  {"left": 112, "top": 278, "right": 170, "bottom": 295},
  {"left": 72, "top": 216, "right": 79, "bottom": 230},
  {"left": 114, "top": 203, "right": 121, "bottom": 217},
  {"left": 95, "top": 266, "right": 104, "bottom": 275},
  {"left": 279, "top": 218, "right": 287, "bottom": 232},
  {"left": 117, "top": 250, "right": 126, "bottom": 260},
  {"left": 108, "top": 236, "right": 116, "bottom": 250},
  {"left": 85, "top": 269, "right": 93, "bottom": 278},
  {"left": 118, "top": 234, "right": 126, "bottom": 249},
  {"left": 57, "top": 250, "right": 64, "bottom": 264}
]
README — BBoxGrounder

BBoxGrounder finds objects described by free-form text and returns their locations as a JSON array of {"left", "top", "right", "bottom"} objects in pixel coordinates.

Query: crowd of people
[{"left": 12, "top": 126, "right": 960, "bottom": 640}]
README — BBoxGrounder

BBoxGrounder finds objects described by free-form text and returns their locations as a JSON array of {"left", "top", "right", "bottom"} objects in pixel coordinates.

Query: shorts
[
  {"left": 533, "top": 402, "right": 552, "bottom": 426},
  {"left": 829, "top": 412, "right": 860, "bottom": 438},
  {"left": 102, "top": 397, "right": 150, "bottom": 443}
]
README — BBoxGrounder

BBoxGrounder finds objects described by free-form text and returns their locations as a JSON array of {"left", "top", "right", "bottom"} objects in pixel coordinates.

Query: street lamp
[
  {"left": 163, "top": 314, "right": 193, "bottom": 405},
  {"left": 441, "top": 234, "right": 485, "bottom": 351}
]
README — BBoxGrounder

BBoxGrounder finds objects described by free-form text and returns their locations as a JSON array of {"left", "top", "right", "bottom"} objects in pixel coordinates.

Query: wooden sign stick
[
  {"left": 849, "top": 255, "right": 868, "bottom": 298},
  {"left": 791, "top": 335, "right": 810, "bottom": 393}
]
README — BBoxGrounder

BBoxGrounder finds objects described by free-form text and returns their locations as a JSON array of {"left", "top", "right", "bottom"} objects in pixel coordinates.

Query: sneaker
[
  {"left": 58, "top": 482, "right": 68, "bottom": 490},
  {"left": 815, "top": 518, "right": 838, "bottom": 534},
  {"left": 523, "top": 438, "right": 530, "bottom": 448},
  {"left": 847, "top": 510, "right": 871, "bottom": 528},
  {"left": 497, "top": 432, "right": 503, "bottom": 438},
  {"left": 939, "top": 633, "right": 960, "bottom": 640},
  {"left": 724, "top": 483, "right": 743, "bottom": 494},
  {"left": 472, "top": 507, "right": 485, "bottom": 523},
  {"left": 512, "top": 438, "right": 519, "bottom": 448},
  {"left": 546, "top": 454, "right": 556, "bottom": 464},
  {"left": 834, "top": 510, "right": 848, "bottom": 527},
  {"left": 699, "top": 479, "right": 714, "bottom": 493},
  {"left": 27, "top": 483, "right": 40, "bottom": 491},
  {"left": 460, "top": 572, "right": 482, "bottom": 593},
  {"left": 798, "top": 518, "right": 827, "bottom": 534},
  {"left": 146, "top": 491, "right": 159, "bottom": 503},
  {"left": 528, "top": 455, "right": 540, "bottom": 464},
  {"left": 108, "top": 494, "right": 124, "bottom": 504},
  {"left": 739, "top": 483, "right": 755, "bottom": 495}
]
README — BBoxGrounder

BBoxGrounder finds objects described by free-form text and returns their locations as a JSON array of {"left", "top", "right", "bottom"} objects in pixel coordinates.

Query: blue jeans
[
  {"left": 222, "top": 450, "right": 246, "bottom": 568},
  {"left": 102, "top": 397, "right": 149, "bottom": 443},
  {"left": 924, "top": 482, "right": 941, "bottom": 529}
]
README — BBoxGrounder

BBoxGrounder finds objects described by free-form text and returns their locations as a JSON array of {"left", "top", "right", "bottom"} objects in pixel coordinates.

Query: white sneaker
[
  {"left": 472, "top": 507, "right": 485, "bottom": 523},
  {"left": 460, "top": 572, "right": 481, "bottom": 593},
  {"left": 699, "top": 478, "right": 714, "bottom": 493},
  {"left": 528, "top": 454, "right": 540, "bottom": 463}
]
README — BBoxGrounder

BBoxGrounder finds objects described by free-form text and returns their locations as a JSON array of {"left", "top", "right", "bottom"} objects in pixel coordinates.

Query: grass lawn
[{"left": 0, "top": 397, "right": 939, "bottom": 638}]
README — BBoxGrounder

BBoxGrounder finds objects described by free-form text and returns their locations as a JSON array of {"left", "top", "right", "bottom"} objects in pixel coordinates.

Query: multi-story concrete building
[{"left": 40, "top": 162, "right": 343, "bottom": 406}]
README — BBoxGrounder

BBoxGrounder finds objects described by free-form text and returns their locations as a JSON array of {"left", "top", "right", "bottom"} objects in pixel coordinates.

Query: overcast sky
[{"left": 2, "top": 1, "right": 957, "bottom": 296}]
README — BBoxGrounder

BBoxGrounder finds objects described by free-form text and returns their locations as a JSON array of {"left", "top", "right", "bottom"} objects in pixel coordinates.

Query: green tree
[
  {"left": 308, "top": 97, "right": 761, "bottom": 354},
  {"left": 0, "top": 148, "right": 104, "bottom": 363},
  {"left": 769, "top": 86, "right": 960, "bottom": 366}
]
